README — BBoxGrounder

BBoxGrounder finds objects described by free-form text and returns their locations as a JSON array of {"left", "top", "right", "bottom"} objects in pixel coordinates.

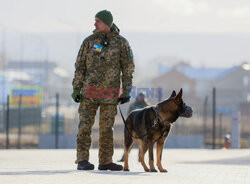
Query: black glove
[
  {"left": 118, "top": 89, "right": 131, "bottom": 104},
  {"left": 71, "top": 89, "right": 82, "bottom": 103},
  {"left": 118, "top": 96, "right": 130, "bottom": 104}
]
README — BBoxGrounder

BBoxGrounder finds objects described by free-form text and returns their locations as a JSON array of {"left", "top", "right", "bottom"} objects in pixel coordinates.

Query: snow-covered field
[{"left": 0, "top": 149, "right": 250, "bottom": 184}]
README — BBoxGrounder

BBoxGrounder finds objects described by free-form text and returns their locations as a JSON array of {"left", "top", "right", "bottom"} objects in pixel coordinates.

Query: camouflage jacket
[{"left": 72, "top": 26, "right": 135, "bottom": 104}]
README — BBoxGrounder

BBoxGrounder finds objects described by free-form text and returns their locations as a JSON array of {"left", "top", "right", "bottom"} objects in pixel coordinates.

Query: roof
[
  {"left": 159, "top": 65, "right": 238, "bottom": 80},
  {"left": 0, "top": 70, "right": 32, "bottom": 81},
  {"left": 7, "top": 61, "right": 57, "bottom": 69}
]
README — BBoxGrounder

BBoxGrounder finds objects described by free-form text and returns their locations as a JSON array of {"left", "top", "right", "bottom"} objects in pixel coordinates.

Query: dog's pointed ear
[
  {"left": 169, "top": 90, "right": 176, "bottom": 98},
  {"left": 175, "top": 88, "right": 183, "bottom": 103}
]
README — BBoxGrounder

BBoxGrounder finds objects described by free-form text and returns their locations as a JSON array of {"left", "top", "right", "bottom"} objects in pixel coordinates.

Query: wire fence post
[
  {"left": 212, "top": 87, "right": 216, "bottom": 149},
  {"left": 219, "top": 113, "right": 223, "bottom": 146},
  {"left": 158, "top": 87, "right": 162, "bottom": 102},
  {"left": 6, "top": 95, "right": 9, "bottom": 149},
  {"left": 55, "top": 93, "right": 59, "bottom": 149},
  {"left": 203, "top": 96, "right": 208, "bottom": 147},
  {"left": 17, "top": 94, "right": 22, "bottom": 149}
]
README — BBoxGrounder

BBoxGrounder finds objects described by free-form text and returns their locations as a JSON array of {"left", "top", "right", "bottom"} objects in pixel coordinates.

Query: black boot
[
  {"left": 77, "top": 161, "right": 94, "bottom": 170},
  {"left": 98, "top": 162, "right": 123, "bottom": 171}
]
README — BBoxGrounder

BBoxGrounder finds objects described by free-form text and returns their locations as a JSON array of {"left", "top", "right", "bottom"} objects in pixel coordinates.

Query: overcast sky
[
  {"left": 1, "top": 0, "right": 250, "bottom": 71},
  {"left": 1, "top": 0, "right": 250, "bottom": 34}
]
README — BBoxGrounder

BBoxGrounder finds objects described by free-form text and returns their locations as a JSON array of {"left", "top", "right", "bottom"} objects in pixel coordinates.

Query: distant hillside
[{"left": 2, "top": 32, "right": 250, "bottom": 78}]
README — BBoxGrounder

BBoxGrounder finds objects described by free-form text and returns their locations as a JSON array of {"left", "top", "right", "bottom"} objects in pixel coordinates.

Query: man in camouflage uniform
[{"left": 71, "top": 10, "right": 135, "bottom": 171}]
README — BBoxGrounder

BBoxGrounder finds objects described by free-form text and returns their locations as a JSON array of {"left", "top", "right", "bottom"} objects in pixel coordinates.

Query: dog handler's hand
[
  {"left": 71, "top": 89, "right": 82, "bottom": 103},
  {"left": 118, "top": 96, "right": 130, "bottom": 104},
  {"left": 118, "top": 90, "right": 130, "bottom": 104}
]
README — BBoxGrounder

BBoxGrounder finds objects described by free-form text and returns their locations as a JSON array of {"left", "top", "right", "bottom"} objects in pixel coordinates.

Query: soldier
[
  {"left": 127, "top": 92, "right": 149, "bottom": 114},
  {"left": 119, "top": 92, "right": 149, "bottom": 162},
  {"left": 71, "top": 10, "right": 135, "bottom": 171}
]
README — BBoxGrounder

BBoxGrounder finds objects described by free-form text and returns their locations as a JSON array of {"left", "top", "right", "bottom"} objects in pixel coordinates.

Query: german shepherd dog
[{"left": 123, "top": 89, "right": 192, "bottom": 172}]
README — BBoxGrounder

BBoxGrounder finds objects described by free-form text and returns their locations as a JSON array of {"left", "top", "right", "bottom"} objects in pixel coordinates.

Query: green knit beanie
[{"left": 95, "top": 10, "right": 113, "bottom": 27}]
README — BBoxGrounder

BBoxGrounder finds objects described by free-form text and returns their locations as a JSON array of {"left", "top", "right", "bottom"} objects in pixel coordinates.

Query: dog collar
[{"left": 152, "top": 105, "right": 170, "bottom": 127}]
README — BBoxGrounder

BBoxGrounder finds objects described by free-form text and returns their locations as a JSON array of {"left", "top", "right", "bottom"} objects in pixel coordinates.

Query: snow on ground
[{"left": 0, "top": 149, "right": 250, "bottom": 184}]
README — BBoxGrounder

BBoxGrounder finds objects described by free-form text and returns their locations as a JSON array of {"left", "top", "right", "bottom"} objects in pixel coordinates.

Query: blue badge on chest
[
  {"left": 135, "top": 106, "right": 142, "bottom": 110},
  {"left": 92, "top": 43, "right": 103, "bottom": 52}
]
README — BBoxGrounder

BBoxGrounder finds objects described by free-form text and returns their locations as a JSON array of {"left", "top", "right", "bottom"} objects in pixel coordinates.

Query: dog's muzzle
[{"left": 180, "top": 105, "right": 193, "bottom": 118}]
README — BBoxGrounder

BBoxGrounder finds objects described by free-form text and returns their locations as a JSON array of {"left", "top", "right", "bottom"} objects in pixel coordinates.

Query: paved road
[{"left": 0, "top": 149, "right": 250, "bottom": 184}]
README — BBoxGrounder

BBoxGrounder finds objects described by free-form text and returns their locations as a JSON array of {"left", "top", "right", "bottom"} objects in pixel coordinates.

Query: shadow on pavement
[
  {"left": 87, "top": 170, "right": 149, "bottom": 176},
  {"left": 0, "top": 170, "right": 75, "bottom": 175},
  {"left": 181, "top": 156, "right": 250, "bottom": 166},
  {"left": 0, "top": 170, "right": 149, "bottom": 176}
]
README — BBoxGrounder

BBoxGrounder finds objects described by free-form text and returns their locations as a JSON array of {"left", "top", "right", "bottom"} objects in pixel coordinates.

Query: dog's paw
[
  {"left": 150, "top": 169, "right": 158, "bottom": 172},
  {"left": 144, "top": 168, "right": 150, "bottom": 172},
  {"left": 123, "top": 168, "right": 130, "bottom": 171},
  {"left": 159, "top": 169, "right": 168, "bottom": 173}
]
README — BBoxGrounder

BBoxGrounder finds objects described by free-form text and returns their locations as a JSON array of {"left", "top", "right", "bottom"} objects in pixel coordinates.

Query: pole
[
  {"left": 17, "top": 94, "right": 22, "bottom": 149},
  {"left": 212, "top": 87, "right": 216, "bottom": 149},
  {"left": 203, "top": 96, "right": 208, "bottom": 146},
  {"left": 158, "top": 87, "right": 162, "bottom": 102},
  {"left": 1, "top": 29, "right": 6, "bottom": 131},
  {"left": 219, "top": 113, "right": 222, "bottom": 147},
  {"left": 55, "top": 93, "right": 59, "bottom": 149},
  {"left": 6, "top": 95, "right": 9, "bottom": 149}
]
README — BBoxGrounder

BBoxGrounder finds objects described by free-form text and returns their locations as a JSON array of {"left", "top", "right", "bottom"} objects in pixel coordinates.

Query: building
[
  {"left": 6, "top": 61, "right": 72, "bottom": 105},
  {"left": 151, "top": 62, "right": 250, "bottom": 111}
]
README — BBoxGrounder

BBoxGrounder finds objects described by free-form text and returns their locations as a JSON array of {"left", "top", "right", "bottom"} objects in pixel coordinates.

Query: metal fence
[{"left": 0, "top": 87, "right": 249, "bottom": 149}]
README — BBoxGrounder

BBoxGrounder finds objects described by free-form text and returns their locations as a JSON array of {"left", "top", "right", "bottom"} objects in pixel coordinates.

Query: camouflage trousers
[{"left": 75, "top": 99, "right": 117, "bottom": 165}]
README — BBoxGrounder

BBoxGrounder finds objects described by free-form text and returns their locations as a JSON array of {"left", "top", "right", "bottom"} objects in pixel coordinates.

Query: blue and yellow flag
[{"left": 92, "top": 43, "right": 103, "bottom": 52}]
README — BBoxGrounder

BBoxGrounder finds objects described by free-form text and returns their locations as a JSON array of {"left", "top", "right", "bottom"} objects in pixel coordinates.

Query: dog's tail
[
  {"left": 119, "top": 105, "right": 133, "bottom": 140},
  {"left": 124, "top": 116, "right": 133, "bottom": 149}
]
